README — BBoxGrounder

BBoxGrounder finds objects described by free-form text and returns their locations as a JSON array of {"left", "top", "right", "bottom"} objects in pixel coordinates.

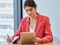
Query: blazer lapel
[
  {"left": 35, "top": 13, "right": 43, "bottom": 36},
  {"left": 26, "top": 17, "right": 30, "bottom": 32}
]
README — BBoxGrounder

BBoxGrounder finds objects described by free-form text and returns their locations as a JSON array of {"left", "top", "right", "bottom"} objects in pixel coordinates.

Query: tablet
[{"left": 20, "top": 32, "right": 35, "bottom": 44}]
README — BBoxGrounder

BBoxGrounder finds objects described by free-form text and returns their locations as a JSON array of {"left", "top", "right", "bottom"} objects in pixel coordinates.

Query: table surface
[{"left": 0, "top": 41, "right": 60, "bottom": 45}]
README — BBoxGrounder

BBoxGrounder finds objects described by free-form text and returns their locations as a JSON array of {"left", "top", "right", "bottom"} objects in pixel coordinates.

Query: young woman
[{"left": 7, "top": 0, "right": 53, "bottom": 44}]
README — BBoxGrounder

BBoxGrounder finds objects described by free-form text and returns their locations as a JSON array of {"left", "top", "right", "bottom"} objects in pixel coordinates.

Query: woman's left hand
[{"left": 32, "top": 37, "right": 43, "bottom": 44}]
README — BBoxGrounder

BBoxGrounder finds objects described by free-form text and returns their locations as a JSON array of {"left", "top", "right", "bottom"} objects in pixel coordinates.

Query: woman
[{"left": 7, "top": 0, "right": 53, "bottom": 44}]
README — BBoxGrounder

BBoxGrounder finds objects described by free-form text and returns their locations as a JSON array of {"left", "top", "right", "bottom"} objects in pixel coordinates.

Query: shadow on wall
[{"left": 53, "top": 36, "right": 60, "bottom": 43}]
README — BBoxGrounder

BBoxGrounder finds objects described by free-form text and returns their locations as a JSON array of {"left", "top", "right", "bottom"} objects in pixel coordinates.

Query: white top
[{"left": 30, "top": 22, "right": 36, "bottom": 32}]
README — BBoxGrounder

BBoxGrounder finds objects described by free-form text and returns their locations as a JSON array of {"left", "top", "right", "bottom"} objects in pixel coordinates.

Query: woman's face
[{"left": 25, "top": 6, "right": 36, "bottom": 17}]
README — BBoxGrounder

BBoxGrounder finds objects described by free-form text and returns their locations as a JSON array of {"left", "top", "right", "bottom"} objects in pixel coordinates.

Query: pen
[{"left": 7, "top": 34, "right": 10, "bottom": 38}]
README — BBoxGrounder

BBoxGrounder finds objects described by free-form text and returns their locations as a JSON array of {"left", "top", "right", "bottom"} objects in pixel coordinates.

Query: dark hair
[{"left": 24, "top": 0, "right": 37, "bottom": 8}]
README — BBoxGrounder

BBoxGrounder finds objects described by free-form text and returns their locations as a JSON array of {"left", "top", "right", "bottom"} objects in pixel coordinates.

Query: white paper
[{"left": 12, "top": 36, "right": 19, "bottom": 43}]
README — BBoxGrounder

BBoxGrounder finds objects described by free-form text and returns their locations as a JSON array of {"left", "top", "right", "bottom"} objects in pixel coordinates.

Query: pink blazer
[{"left": 12, "top": 13, "right": 53, "bottom": 43}]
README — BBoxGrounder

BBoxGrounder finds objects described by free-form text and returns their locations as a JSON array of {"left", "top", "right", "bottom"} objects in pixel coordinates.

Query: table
[{"left": 0, "top": 41, "right": 60, "bottom": 45}]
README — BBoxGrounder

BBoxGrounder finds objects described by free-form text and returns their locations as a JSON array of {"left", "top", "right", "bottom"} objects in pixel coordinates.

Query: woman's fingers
[{"left": 6, "top": 38, "right": 12, "bottom": 43}]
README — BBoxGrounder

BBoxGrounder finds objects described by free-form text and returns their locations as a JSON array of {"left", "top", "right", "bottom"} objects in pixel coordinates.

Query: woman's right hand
[{"left": 6, "top": 38, "right": 12, "bottom": 43}]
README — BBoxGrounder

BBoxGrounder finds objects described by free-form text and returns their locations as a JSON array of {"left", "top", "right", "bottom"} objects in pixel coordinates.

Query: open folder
[{"left": 12, "top": 36, "right": 19, "bottom": 44}]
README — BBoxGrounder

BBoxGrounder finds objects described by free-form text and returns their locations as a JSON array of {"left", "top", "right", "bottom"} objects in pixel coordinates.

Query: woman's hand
[
  {"left": 6, "top": 38, "right": 12, "bottom": 43},
  {"left": 32, "top": 37, "right": 43, "bottom": 44}
]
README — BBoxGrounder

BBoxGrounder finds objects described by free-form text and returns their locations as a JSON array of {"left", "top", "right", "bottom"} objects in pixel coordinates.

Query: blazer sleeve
[
  {"left": 42, "top": 17, "right": 53, "bottom": 43},
  {"left": 11, "top": 20, "right": 22, "bottom": 40}
]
